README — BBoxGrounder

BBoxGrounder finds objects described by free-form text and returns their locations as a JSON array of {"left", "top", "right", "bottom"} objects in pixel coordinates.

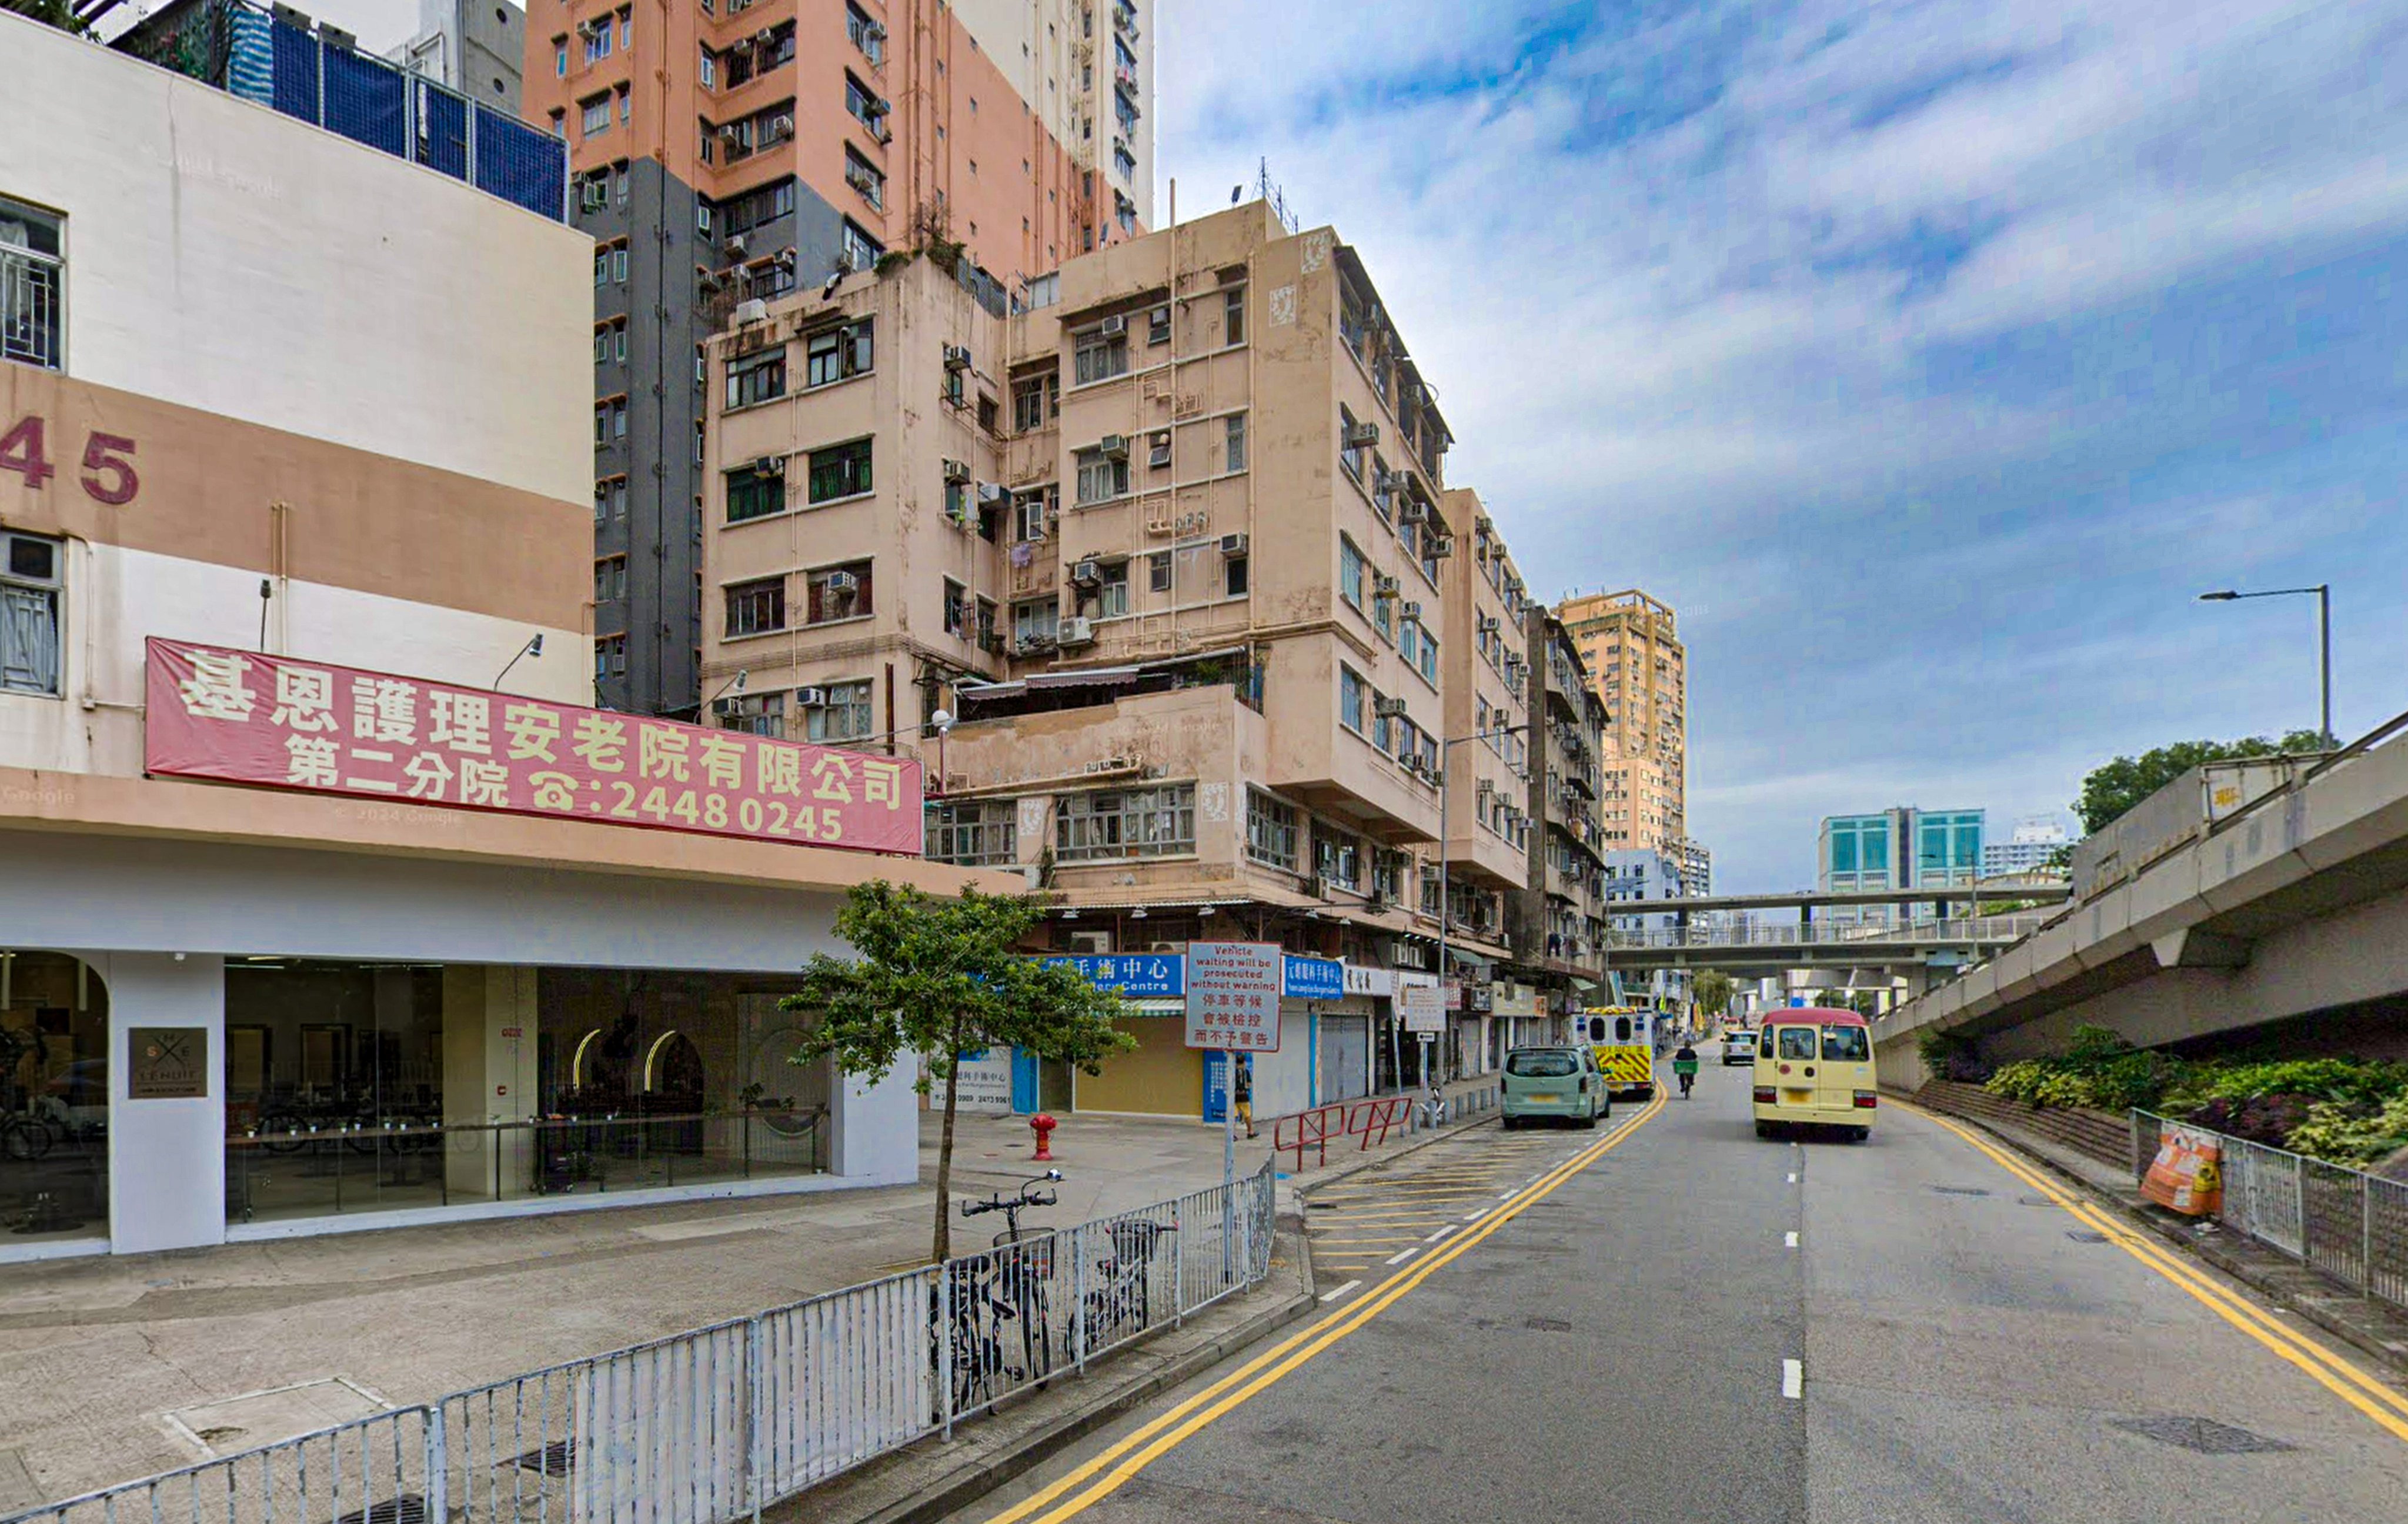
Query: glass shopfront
[{"left": 0, "top": 952, "right": 109, "bottom": 1243}]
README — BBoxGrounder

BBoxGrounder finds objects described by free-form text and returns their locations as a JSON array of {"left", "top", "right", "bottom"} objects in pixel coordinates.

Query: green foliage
[
  {"left": 4, "top": 1, "right": 89, "bottom": 35},
  {"left": 1982, "top": 1026, "right": 2184, "bottom": 1112},
  {"left": 2283, "top": 1094, "right": 2408, "bottom": 1169},
  {"left": 781, "top": 882, "right": 1136, "bottom": 1259},
  {"left": 2072, "top": 730, "right": 2330, "bottom": 833},
  {"left": 1692, "top": 970, "right": 1735, "bottom": 1018},
  {"left": 1916, "top": 1028, "right": 1992, "bottom": 1083},
  {"left": 2162, "top": 1058, "right": 2408, "bottom": 1112}
]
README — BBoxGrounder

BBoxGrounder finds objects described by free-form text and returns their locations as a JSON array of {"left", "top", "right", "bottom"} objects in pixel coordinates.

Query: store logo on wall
[{"left": 128, "top": 1026, "right": 208, "bottom": 1099}]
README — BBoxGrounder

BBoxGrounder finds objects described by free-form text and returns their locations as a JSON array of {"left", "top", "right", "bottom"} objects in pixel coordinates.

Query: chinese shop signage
[{"left": 144, "top": 638, "right": 923, "bottom": 855}]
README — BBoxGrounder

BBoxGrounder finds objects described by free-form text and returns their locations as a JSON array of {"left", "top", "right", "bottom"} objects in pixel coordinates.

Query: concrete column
[
  {"left": 105, "top": 952, "right": 227, "bottom": 1254},
  {"left": 442, "top": 965, "right": 539, "bottom": 1201},
  {"left": 830, "top": 1061, "right": 917, "bottom": 1185}
]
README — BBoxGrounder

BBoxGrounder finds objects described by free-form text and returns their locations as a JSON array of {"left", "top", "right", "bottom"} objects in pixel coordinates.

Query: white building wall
[
  {"left": 0, "top": 542, "right": 592, "bottom": 778},
  {"left": 0, "top": 11, "right": 590, "bottom": 504},
  {"left": 97, "top": 951, "right": 230, "bottom": 1254}
]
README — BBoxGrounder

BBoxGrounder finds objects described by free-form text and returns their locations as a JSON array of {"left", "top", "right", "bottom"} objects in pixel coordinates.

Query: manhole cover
[
  {"left": 1932, "top": 1185, "right": 1991, "bottom": 1197},
  {"left": 1524, "top": 1316, "right": 1574, "bottom": 1332},
  {"left": 333, "top": 1498, "right": 430, "bottom": 1524},
  {"left": 2112, "top": 1416, "right": 2294, "bottom": 1455},
  {"left": 2067, "top": 1230, "right": 2109, "bottom": 1244},
  {"left": 512, "top": 1440, "right": 576, "bottom": 1476}
]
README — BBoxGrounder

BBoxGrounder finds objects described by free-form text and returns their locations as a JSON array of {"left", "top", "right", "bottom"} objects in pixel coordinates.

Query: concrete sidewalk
[{"left": 0, "top": 1091, "right": 1492, "bottom": 1512}]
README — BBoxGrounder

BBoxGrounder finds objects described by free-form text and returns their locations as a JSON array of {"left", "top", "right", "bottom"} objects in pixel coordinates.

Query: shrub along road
[{"left": 944, "top": 1066, "right": 2408, "bottom": 1524}]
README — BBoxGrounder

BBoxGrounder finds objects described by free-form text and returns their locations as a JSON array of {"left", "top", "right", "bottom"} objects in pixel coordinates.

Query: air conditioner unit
[
  {"left": 873, "top": 124, "right": 893, "bottom": 145},
  {"left": 1060, "top": 616, "right": 1097, "bottom": 646},
  {"left": 752, "top": 454, "right": 785, "bottom": 476},
  {"left": 1344, "top": 421, "right": 1380, "bottom": 448},
  {"left": 767, "top": 114, "right": 794, "bottom": 142},
  {"left": 1067, "top": 929, "right": 1111, "bottom": 955},
  {"left": 1374, "top": 469, "right": 1404, "bottom": 495},
  {"left": 733, "top": 298, "right": 770, "bottom": 325},
  {"left": 977, "top": 482, "right": 1008, "bottom": 505},
  {"left": 864, "top": 20, "right": 888, "bottom": 42},
  {"left": 1219, "top": 532, "right": 1249, "bottom": 556},
  {"left": 1479, "top": 613, "right": 1499, "bottom": 633},
  {"left": 756, "top": 26, "right": 780, "bottom": 47},
  {"left": 1070, "top": 559, "right": 1103, "bottom": 586},
  {"left": 1372, "top": 573, "right": 1400, "bottom": 600},
  {"left": 824, "top": 571, "right": 859, "bottom": 595},
  {"left": 943, "top": 344, "right": 973, "bottom": 371},
  {"left": 1398, "top": 500, "right": 1430, "bottom": 525},
  {"left": 1373, "top": 696, "right": 1408, "bottom": 719},
  {"left": 578, "top": 182, "right": 607, "bottom": 211},
  {"left": 712, "top": 696, "right": 743, "bottom": 719},
  {"left": 864, "top": 96, "right": 890, "bottom": 120},
  {"left": 719, "top": 124, "right": 746, "bottom": 142},
  {"left": 942, "top": 459, "right": 975, "bottom": 485},
  {"left": 1400, "top": 600, "right": 1422, "bottom": 621},
  {"left": 1428, "top": 533, "right": 1455, "bottom": 558},
  {"left": 1300, "top": 873, "right": 1326, "bottom": 901},
  {"left": 1097, "top": 314, "right": 1127, "bottom": 336},
  {"left": 1147, "top": 434, "right": 1171, "bottom": 467},
  {"left": 724, "top": 233, "right": 749, "bottom": 259},
  {"left": 1098, "top": 433, "right": 1130, "bottom": 459},
  {"left": 793, "top": 686, "right": 827, "bottom": 706}
]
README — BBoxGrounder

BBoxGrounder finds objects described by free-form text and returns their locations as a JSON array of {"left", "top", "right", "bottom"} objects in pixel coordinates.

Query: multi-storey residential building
[
  {"left": 1671, "top": 835, "right": 1712, "bottom": 897},
  {"left": 0, "top": 12, "right": 994, "bottom": 1260},
  {"left": 1560, "top": 587, "right": 1686, "bottom": 852},
  {"left": 699, "top": 201, "right": 1497, "bottom": 1116},
  {"left": 1983, "top": 815, "right": 2069, "bottom": 876},
  {"left": 1507, "top": 609, "right": 1608, "bottom": 1022},
  {"left": 519, "top": 0, "right": 1127, "bottom": 718},
  {"left": 954, "top": 0, "right": 1155, "bottom": 233}
]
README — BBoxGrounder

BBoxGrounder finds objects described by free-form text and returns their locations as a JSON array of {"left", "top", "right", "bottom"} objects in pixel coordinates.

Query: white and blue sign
[
  {"left": 1282, "top": 955, "right": 1344, "bottom": 1000},
  {"left": 1041, "top": 953, "right": 1185, "bottom": 998}
]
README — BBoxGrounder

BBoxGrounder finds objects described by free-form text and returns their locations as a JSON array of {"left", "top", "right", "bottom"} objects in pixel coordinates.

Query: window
[
  {"left": 807, "top": 679, "right": 874, "bottom": 742},
  {"left": 1095, "top": 559, "right": 1130, "bottom": 618},
  {"left": 719, "top": 691, "right": 785, "bottom": 737},
  {"left": 619, "top": 87, "right": 631, "bottom": 126},
  {"left": 943, "top": 578, "right": 970, "bottom": 638},
  {"left": 1147, "top": 551, "right": 1171, "bottom": 593},
  {"left": 844, "top": 72, "right": 882, "bottom": 128},
  {"left": 583, "top": 21, "right": 612, "bottom": 63},
  {"left": 1223, "top": 286, "right": 1245, "bottom": 346},
  {"left": 805, "top": 317, "right": 874, "bottom": 386},
  {"left": 838, "top": 219, "right": 883, "bottom": 272},
  {"left": 1224, "top": 413, "right": 1247, "bottom": 472},
  {"left": 1339, "top": 405, "right": 1365, "bottom": 479},
  {"left": 719, "top": 176, "right": 798, "bottom": 236},
  {"left": 1778, "top": 1027, "right": 1818, "bottom": 1061},
  {"left": 724, "top": 463, "right": 784, "bottom": 523},
  {"left": 1114, "top": 144, "right": 1137, "bottom": 182},
  {"left": 595, "top": 398, "right": 627, "bottom": 443},
  {"left": 1057, "top": 784, "right": 1197, "bottom": 861},
  {"left": 1073, "top": 324, "right": 1128, "bottom": 384},
  {"left": 1074, "top": 446, "right": 1128, "bottom": 504},
  {"left": 580, "top": 94, "right": 610, "bottom": 135},
  {"left": 594, "top": 476, "right": 627, "bottom": 523},
  {"left": 555, "top": 38, "right": 568, "bottom": 76},
  {"left": 1339, "top": 536, "right": 1366, "bottom": 611},
  {"left": 699, "top": 43, "right": 715, "bottom": 88},
  {"left": 1147, "top": 429, "right": 1171, "bottom": 469},
  {"left": 614, "top": 162, "right": 630, "bottom": 204},
  {"left": 1225, "top": 555, "right": 1248, "bottom": 597},
  {"left": 1417, "top": 628, "right": 1438, "bottom": 685},
  {"left": 595, "top": 633, "right": 627, "bottom": 681},
  {"left": 1370, "top": 688, "right": 1392, "bottom": 753},
  {"left": 1398, "top": 618, "right": 1419, "bottom": 671},
  {"left": 1246, "top": 789, "right": 1300, "bottom": 871},
  {"left": 846, "top": 1, "right": 884, "bottom": 64},
  {"left": 844, "top": 144, "right": 886, "bottom": 208},
  {"left": 1015, "top": 489, "right": 1052, "bottom": 542},
  {"left": 1339, "top": 665, "right": 1365, "bottom": 733},
  {"left": 726, "top": 348, "right": 786, "bottom": 409},
  {"left": 807, "top": 438, "right": 874, "bottom": 502},
  {"left": 929, "top": 800, "right": 1016, "bottom": 866},
  {"left": 724, "top": 576, "right": 785, "bottom": 637},
  {"left": 0, "top": 532, "right": 62, "bottom": 696},
  {"left": 1822, "top": 1025, "right": 1871, "bottom": 1062},
  {"left": 806, "top": 561, "right": 873, "bottom": 621},
  {"left": 1313, "top": 821, "right": 1361, "bottom": 891},
  {"left": 1013, "top": 371, "right": 1060, "bottom": 431},
  {"left": 1013, "top": 598, "right": 1057, "bottom": 645},
  {"left": 594, "top": 556, "right": 627, "bottom": 603},
  {"left": 1147, "top": 305, "right": 1171, "bottom": 345}
]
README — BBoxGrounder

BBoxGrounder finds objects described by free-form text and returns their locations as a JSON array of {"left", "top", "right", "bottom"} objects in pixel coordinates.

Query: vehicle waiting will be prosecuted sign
[{"left": 1185, "top": 941, "right": 1282, "bottom": 1052}]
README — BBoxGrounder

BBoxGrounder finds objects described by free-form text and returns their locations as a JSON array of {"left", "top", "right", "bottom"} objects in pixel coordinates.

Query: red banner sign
[{"left": 143, "top": 638, "right": 924, "bottom": 856}]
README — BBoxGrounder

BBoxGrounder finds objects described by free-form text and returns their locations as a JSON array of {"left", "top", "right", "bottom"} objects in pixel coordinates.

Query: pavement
[
  {"left": 940, "top": 1062, "right": 2408, "bottom": 1524},
  {"left": 0, "top": 1092, "right": 1489, "bottom": 1513}
]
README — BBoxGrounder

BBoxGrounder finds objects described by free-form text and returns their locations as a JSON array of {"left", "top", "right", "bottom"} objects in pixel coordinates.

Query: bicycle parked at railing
[
  {"left": 932, "top": 1170, "right": 1063, "bottom": 1418},
  {"left": 1079, "top": 1214, "right": 1175, "bottom": 1356}
]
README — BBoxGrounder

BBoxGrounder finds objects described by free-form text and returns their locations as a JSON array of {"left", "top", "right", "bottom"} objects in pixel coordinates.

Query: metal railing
[
  {"left": 2132, "top": 1111, "right": 2408, "bottom": 1310},
  {"left": 2, "top": 1166, "right": 1280, "bottom": 1524},
  {"left": 1603, "top": 915, "right": 2047, "bottom": 950}
]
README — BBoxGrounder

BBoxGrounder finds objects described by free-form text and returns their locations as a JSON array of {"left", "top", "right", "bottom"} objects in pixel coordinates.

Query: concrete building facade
[
  {"left": 1506, "top": 609, "right": 1608, "bottom": 1019},
  {"left": 519, "top": 0, "right": 1133, "bottom": 718},
  {"left": 953, "top": 0, "right": 1155, "bottom": 232},
  {"left": 1560, "top": 587, "right": 1686, "bottom": 853},
  {"left": 0, "top": 14, "right": 993, "bottom": 1261}
]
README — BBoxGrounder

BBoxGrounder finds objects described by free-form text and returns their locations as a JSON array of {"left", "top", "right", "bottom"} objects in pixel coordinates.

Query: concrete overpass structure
[
  {"left": 1874, "top": 716, "right": 2408, "bottom": 1085},
  {"left": 1597, "top": 882, "right": 2070, "bottom": 979}
]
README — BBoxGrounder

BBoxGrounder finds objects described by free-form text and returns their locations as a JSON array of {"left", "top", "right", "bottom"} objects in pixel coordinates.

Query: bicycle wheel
[{"left": 2, "top": 1117, "right": 52, "bottom": 1162}]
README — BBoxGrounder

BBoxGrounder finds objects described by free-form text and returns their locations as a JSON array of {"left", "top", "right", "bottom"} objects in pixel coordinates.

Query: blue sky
[{"left": 1158, "top": 0, "right": 2407, "bottom": 891}]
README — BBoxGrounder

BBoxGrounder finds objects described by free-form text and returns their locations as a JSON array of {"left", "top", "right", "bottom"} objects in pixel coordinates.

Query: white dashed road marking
[
  {"left": 1318, "top": 1280, "right": 1363, "bottom": 1303},
  {"left": 1782, "top": 1359, "right": 1804, "bottom": 1399},
  {"left": 1384, "top": 1246, "right": 1421, "bottom": 1267}
]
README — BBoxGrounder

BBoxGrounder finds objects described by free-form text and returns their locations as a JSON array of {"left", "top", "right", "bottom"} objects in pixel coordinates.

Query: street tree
[
  {"left": 2072, "top": 729, "right": 2329, "bottom": 835},
  {"left": 783, "top": 882, "right": 1137, "bottom": 1262},
  {"left": 2, "top": 1, "right": 88, "bottom": 34},
  {"left": 1693, "top": 969, "right": 1735, "bottom": 1019}
]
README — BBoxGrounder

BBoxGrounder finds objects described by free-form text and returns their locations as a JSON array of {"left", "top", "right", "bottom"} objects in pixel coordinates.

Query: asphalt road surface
[{"left": 949, "top": 1065, "right": 2408, "bottom": 1523}]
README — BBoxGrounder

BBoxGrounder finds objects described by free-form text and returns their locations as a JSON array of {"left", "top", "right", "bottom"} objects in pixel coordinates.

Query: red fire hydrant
[{"left": 1030, "top": 1112, "right": 1058, "bottom": 1161}]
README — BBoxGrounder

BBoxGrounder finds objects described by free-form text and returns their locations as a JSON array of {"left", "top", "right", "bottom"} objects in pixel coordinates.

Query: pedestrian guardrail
[
  {"left": 2131, "top": 1110, "right": 2408, "bottom": 1312},
  {"left": 1, "top": 1165, "right": 1279, "bottom": 1524}
]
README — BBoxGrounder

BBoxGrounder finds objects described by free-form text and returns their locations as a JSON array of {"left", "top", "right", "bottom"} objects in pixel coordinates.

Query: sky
[{"left": 1155, "top": 0, "right": 2408, "bottom": 892}]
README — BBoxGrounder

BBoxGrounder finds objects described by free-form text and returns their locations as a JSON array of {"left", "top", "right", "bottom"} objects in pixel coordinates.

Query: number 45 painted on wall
[{"left": 0, "top": 414, "right": 140, "bottom": 506}]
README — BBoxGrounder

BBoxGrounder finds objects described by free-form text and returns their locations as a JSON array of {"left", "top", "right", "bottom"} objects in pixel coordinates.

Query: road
[{"left": 946, "top": 1065, "right": 2408, "bottom": 1523}]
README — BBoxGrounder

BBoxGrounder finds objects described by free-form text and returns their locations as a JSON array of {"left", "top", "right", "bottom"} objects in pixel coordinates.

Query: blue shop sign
[
  {"left": 1282, "top": 955, "right": 1344, "bottom": 1000},
  {"left": 1040, "top": 953, "right": 1185, "bottom": 998}
]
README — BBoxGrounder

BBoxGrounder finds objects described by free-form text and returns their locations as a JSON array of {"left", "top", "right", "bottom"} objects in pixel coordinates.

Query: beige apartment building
[
  {"left": 1559, "top": 588, "right": 1687, "bottom": 853},
  {"left": 1509, "top": 609, "right": 1610, "bottom": 1004},
  {"left": 698, "top": 201, "right": 1598, "bottom": 1115}
]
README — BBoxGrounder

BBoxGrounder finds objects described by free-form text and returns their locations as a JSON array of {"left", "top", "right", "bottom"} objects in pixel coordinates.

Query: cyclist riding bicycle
[{"left": 1672, "top": 1042, "right": 1700, "bottom": 1098}]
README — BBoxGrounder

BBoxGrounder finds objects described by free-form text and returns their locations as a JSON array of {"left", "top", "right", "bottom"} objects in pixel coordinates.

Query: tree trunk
[{"left": 932, "top": 1012, "right": 964, "bottom": 1264}]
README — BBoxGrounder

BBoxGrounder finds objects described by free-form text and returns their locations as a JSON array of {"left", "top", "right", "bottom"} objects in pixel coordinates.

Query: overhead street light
[{"left": 2197, "top": 583, "right": 2332, "bottom": 748}]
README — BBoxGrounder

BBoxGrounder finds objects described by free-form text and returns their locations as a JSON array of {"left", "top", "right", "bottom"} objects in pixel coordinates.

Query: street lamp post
[
  {"left": 1434, "top": 722, "right": 1528, "bottom": 1091},
  {"left": 2199, "top": 584, "right": 2333, "bottom": 746}
]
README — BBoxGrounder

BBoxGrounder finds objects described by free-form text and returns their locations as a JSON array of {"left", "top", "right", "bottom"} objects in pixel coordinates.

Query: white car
[{"left": 1721, "top": 1032, "right": 1756, "bottom": 1066}]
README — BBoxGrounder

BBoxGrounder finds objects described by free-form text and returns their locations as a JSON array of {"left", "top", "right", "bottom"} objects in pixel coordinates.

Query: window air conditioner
[
  {"left": 1060, "top": 616, "right": 1096, "bottom": 645},
  {"left": 942, "top": 459, "right": 973, "bottom": 484},
  {"left": 1400, "top": 600, "right": 1422, "bottom": 621},
  {"left": 1098, "top": 433, "right": 1130, "bottom": 459},
  {"left": 977, "top": 482, "right": 1008, "bottom": 505},
  {"left": 1372, "top": 573, "right": 1400, "bottom": 599},
  {"left": 733, "top": 298, "right": 769, "bottom": 325},
  {"left": 1070, "top": 559, "right": 1103, "bottom": 586},
  {"left": 1344, "top": 421, "right": 1380, "bottom": 448},
  {"left": 1097, "top": 314, "right": 1127, "bottom": 336},
  {"left": 767, "top": 115, "right": 794, "bottom": 142},
  {"left": 1374, "top": 696, "right": 1408, "bottom": 719},
  {"left": 724, "top": 233, "right": 749, "bottom": 259},
  {"left": 794, "top": 686, "right": 827, "bottom": 706},
  {"left": 1428, "top": 533, "right": 1456, "bottom": 558},
  {"left": 579, "top": 182, "right": 607, "bottom": 211},
  {"left": 1219, "top": 532, "right": 1249, "bottom": 556},
  {"left": 1398, "top": 500, "right": 1430, "bottom": 525},
  {"left": 1374, "top": 469, "right": 1404, "bottom": 495},
  {"left": 824, "top": 571, "right": 859, "bottom": 594},
  {"left": 752, "top": 454, "right": 785, "bottom": 476},
  {"left": 943, "top": 344, "right": 973, "bottom": 370}
]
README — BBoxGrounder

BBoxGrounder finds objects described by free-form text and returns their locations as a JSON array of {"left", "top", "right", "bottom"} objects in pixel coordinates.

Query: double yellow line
[
  {"left": 1901, "top": 1100, "right": 2408, "bottom": 1443},
  {"left": 986, "top": 1092, "right": 1669, "bottom": 1522}
]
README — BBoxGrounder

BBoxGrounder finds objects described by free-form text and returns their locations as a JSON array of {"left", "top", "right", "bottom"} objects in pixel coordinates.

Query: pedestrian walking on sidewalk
[{"left": 1234, "top": 1054, "right": 1256, "bottom": 1139}]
